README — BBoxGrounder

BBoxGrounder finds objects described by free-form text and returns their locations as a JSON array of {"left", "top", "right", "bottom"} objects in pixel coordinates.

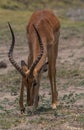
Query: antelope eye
[{"left": 33, "top": 80, "right": 37, "bottom": 87}]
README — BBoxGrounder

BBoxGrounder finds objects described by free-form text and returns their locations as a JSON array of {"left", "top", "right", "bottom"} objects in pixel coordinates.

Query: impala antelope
[{"left": 8, "top": 10, "right": 60, "bottom": 113}]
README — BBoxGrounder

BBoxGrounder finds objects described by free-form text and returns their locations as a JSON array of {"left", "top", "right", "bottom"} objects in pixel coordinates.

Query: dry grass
[{"left": 0, "top": 0, "right": 84, "bottom": 129}]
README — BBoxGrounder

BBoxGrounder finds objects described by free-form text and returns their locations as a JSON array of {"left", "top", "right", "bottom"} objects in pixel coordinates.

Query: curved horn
[
  {"left": 29, "top": 25, "right": 44, "bottom": 76},
  {"left": 8, "top": 22, "right": 26, "bottom": 77}
]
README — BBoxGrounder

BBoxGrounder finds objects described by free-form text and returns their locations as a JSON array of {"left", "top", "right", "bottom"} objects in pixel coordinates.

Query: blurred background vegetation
[
  {"left": 0, "top": 0, "right": 84, "bottom": 10},
  {"left": 0, "top": 0, "right": 84, "bottom": 44}
]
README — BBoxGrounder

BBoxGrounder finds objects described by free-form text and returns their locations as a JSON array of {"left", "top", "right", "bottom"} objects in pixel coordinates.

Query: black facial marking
[{"left": 33, "top": 80, "right": 37, "bottom": 87}]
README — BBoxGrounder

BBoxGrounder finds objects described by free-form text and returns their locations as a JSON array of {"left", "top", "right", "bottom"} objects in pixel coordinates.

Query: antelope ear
[
  {"left": 21, "top": 60, "right": 28, "bottom": 72},
  {"left": 40, "top": 61, "right": 48, "bottom": 73},
  {"left": 21, "top": 60, "right": 28, "bottom": 67}
]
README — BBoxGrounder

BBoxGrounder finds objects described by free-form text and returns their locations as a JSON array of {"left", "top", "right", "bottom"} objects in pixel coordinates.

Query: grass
[
  {"left": 0, "top": 0, "right": 25, "bottom": 10},
  {"left": 57, "top": 66, "right": 80, "bottom": 79},
  {"left": 0, "top": 0, "right": 84, "bottom": 42},
  {"left": 0, "top": 0, "right": 84, "bottom": 129},
  {"left": 0, "top": 64, "right": 84, "bottom": 129},
  {"left": 0, "top": 9, "right": 32, "bottom": 43},
  {"left": 0, "top": 112, "right": 23, "bottom": 129}
]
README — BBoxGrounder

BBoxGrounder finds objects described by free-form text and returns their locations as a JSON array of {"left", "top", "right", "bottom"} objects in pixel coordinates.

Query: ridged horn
[
  {"left": 8, "top": 22, "right": 26, "bottom": 77},
  {"left": 29, "top": 25, "right": 44, "bottom": 76}
]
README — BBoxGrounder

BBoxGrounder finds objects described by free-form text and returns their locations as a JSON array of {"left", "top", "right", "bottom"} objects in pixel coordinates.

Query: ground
[{"left": 0, "top": 0, "right": 84, "bottom": 130}]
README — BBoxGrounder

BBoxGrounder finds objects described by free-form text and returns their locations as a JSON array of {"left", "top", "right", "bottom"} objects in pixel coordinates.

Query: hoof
[
  {"left": 52, "top": 103, "right": 57, "bottom": 109},
  {"left": 21, "top": 107, "right": 25, "bottom": 114},
  {"left": 52, "top": 101, "right": 59, "bottom": 109}
]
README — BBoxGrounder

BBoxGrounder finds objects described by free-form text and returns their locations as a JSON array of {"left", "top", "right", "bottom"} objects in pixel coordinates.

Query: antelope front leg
[
  {"left": 33, "top": 83, "right": 40, "bottom": 109},
  {"left": 48, "top": 45, "right": 58, "bottom": 109},
  {"left": 27, "top": 86, "right": 33, "bottom": 106},
  {"left": 48, "top": 66, "right": 58, "bottom": 109},
  {"left": 19, "top": 80, "right": 25, "bottom": 113}
]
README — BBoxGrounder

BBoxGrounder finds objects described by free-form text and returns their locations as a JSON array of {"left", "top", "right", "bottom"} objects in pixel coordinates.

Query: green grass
[
  {"left": 0, "top": 0, "right": 84, "bottom": 44},
  {"left": 0, "top": 0, "right": 84, "bottom": 10},
  {"left": 0, "top": 9, "right": 32, "bottom": 42},
  {"left": 0, "top": 0, "right": 25, "bottom": 10}
]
